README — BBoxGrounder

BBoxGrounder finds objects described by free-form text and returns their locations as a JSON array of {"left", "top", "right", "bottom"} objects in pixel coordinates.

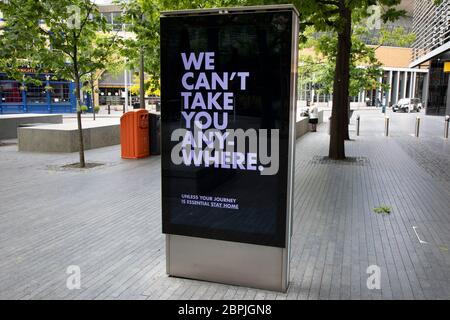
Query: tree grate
[
  {"left": 309, "top": 155, "right": 370, "bottom": 166},
  {"left": 46, "top": 162, "right": 106, "bottom": 172}
]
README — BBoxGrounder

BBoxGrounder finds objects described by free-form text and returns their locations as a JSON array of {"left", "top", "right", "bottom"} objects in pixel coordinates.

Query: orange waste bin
[{"left": 120, "top": 109, "right": 150, "bottom": 159}]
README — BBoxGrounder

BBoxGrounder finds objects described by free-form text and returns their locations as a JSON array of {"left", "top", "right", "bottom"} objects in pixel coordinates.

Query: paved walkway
[{"left": 0, "top": 110, "right": 449, "bottom": 300}]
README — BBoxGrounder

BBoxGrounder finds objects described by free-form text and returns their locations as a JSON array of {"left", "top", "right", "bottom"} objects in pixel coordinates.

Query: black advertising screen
[{"left": 160, "top": 8, "right": 296, "bottom": 248}]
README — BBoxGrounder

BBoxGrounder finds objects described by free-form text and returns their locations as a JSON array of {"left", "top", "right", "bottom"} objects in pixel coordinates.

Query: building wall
[
  {"left": 411, "top": 0, "right": 450, "bottom": 116},
  {"left": 374, "top": 46, "right": 412, "bottom": 68},
  {"left": 97, "top": 5, "right": 137, "bottom": 108},
  {"left": 412, "top": 0, "right": 450, "bottom": 62}
]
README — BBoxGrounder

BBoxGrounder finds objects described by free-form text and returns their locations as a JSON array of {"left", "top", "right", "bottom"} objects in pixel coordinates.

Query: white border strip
[{"left": 413, "top": 226, "right": 428, "bottom": 244}]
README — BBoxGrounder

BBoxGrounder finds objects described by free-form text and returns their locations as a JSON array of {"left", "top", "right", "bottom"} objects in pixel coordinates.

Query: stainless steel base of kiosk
[{"left": 166, "top": 234, "right": 289, "bottom": 292}]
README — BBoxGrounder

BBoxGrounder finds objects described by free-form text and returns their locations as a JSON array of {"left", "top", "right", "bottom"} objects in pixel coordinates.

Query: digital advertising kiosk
[{"left": 160, "top": 4, "right": 299, "bottom": 292}]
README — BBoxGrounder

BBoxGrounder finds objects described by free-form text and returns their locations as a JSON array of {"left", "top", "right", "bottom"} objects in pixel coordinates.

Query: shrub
[{"left": 373, "top": 205, "right": 391, "bottom": 215}]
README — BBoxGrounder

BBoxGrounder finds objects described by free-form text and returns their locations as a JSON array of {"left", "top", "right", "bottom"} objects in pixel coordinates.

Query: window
[
  {"left": 0, "top": 82, "right": 22, "bottom": 103},
  {"left": 101, "top": 12, "right": 112, "bottom": 24},
  {"left": 26, "top": 83, "right": 47, "bottom": 103},
  {"left": 51, "top": 83, "right": 70, "bottom": 103},
  {"left": 111, "top": 12, "right": 123, "bottom": 31}
]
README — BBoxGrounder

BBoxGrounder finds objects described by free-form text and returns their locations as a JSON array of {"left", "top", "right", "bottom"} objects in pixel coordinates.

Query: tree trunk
[
  {"left": 73, "top": 52, "right": 85, "bottom": 168},
  {"left": 328, "top": 1, "right": 352, "bottom": 159}
]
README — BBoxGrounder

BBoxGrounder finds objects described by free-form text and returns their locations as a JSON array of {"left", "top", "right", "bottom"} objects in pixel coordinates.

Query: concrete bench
[
  {"left": 0, "top": 114, "right": 63, "bottom": 139},
  {"left": 296, "top": 110, "right": 324, "bottom": 139},
  {"left": 18, "top": 120, "right": 120, "bottom": 153}
]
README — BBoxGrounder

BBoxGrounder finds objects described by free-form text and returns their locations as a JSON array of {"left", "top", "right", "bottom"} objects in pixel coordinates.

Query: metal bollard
[
  {"left": 107, "top": 104, "right": 111, "bottom": 115},
  {"left": 356, "top": 115, "right": 360, "bottom": 136},
  {"left": 415, "top": 116, "right": 420, "bottom": 138},
  {"left": 385, "top": 116, "right": 390, "bottom": 137},
  {"left": 445, "top": 115, "right": 449, "bottom": 139}
]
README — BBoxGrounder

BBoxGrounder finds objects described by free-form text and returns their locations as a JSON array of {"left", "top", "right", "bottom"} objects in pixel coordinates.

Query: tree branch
[{"left": 75, "top": 1, "right": 96, "bottom": 40}]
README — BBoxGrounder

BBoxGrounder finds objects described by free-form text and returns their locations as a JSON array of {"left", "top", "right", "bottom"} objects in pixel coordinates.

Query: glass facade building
[{"left": 411, "top": 0, "right": 450, "bottom": 116}]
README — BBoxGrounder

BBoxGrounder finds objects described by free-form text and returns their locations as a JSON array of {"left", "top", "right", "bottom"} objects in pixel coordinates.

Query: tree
[
  {"left": 0, "top": 0, "right": 119, "bottom": 167},
  {"left": 116, "top": 0, "right": 160, "bottom": 102},
  {"left": 300, "top": 23, "right": 415, "bottom": 117},
  {"left": 129, "top": 75, "right": 160, "bottom": 96},
  {"left": 300, "top": 28, "right": 385, "bottom": 98},
  {"left": 119, "top": 0, "right": 406, "bottom": 159},
  {"left": 81, "top": 34, "right": 124, "bottom": 120},
  {"left": 221, "top": 0, "right": 406, "bottom": 157},
  {"left": 291, "top": 0, "right": 406, "bottom": 159},
  {"left": 118, "top": 0, "right": 246, "bottom": 94}
]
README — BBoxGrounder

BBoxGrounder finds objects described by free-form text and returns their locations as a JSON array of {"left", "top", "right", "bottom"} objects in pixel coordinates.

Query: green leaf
[{"left": 373, "top": 205, "right": 392, "bottom": 215}]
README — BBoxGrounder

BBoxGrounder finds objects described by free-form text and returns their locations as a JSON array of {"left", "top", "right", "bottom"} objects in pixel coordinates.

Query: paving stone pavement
[{"left": 0, "top": 110, "right": 449, "bottom": 300}]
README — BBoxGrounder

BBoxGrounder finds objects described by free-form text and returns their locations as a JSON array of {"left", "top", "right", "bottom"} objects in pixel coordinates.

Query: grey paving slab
[{"left": 0, "top": 110, "right": 449, "bottom": 300}]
